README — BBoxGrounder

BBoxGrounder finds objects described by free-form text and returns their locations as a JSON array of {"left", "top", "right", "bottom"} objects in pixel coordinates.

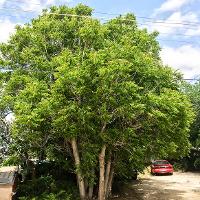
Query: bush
[
  {"left": 17, "top": 175, "right": 79, "bottom": 200},
  {"left": 194, "top": 158, "right": 200, "bottom": 170},
  {"left": 19, "top": 191, "right": 72, "bottom": 200},
  {"left": 173, "top": 162, "right": 184, "bottom": 172},
  {"left": 1, "top": 155, "right": 21, "bottom": 166},
  {"left": 18, "top": 176, "right": 56, "bottom": 197}
]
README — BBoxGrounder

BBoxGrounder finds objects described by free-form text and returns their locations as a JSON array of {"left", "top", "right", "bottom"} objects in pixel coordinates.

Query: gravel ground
[{"left": 111, "top": 171, "right": 200, "bottom": 200}]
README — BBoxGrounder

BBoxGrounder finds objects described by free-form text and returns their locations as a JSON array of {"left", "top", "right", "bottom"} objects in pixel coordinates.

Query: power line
[
  {"left": 1, "top": 0, "right": 200, "bottom": 26},
  {"left": 0, "top": 5, "right": 200, "bottom": 29},
  {"left": 1, "top": 12, "right": 199, "bottom": 39},
  {"left": 0, "top": 9, "right": 199, "bottom": 44},
  {"left": 45, "top": 12, "right": 200, "bottom": 28},
  {"left": 94, "top": 11, "right": 200, "bottom": 26},
  {"left": 152, "top": 32, "right": 199, "bottom": 38},
  {"left": 184, "top": 79, "right": 199, "bottom": 81},
  {"left": 1, "top": 11, "right": 198, "bottom": 39},
  {"left": 139, "top": 19, "right": 197, "bottom": 27},
  {"left": 0, "top": 1, "right": 200, "bottom": 27},
  {"left": 138, "top": 22, "right": 197, "bottom": 31},
  {"left": 158, "top": 39, "right": 197, "bottom": 45}
]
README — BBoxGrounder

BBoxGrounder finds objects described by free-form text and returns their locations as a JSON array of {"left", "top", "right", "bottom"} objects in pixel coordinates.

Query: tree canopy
[
  {"left": 184, "top": 81, "right": 200, "bottom": 148},
  {"left": 0, "top": 4, "right": 194, "bottom": 200}
]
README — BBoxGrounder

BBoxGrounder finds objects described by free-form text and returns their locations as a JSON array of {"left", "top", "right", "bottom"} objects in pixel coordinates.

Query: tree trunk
[
  {"left": 85, "top": 179, "right": 88, "bottom": 194},
  {"left": 98, "top": 145, "right": 106, "bottom": 200},
  {"left": 71, "top": 138, "right": 86, "bottom": 200},
  {"left": 104, "top": 151, "right": 111, "bottom": 196},
  {"left": 88, "top": 185, "right": 94, "bottom": 199},
  {"left": 106, "top": 166, "right": 114, "bottom": 199}
]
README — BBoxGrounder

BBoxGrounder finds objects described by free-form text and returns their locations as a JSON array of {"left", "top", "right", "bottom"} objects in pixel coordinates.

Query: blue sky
[{"left": 0, "top": 0, "right": 200, "bottom": 79}]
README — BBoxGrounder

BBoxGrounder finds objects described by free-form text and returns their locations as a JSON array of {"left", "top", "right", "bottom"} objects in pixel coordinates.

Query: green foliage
[
  {"left": 1, "top": 154, "right": 21, "bottom": 166},
  {"left": 18, "top": 176, "right": 78, "bottom": 200},
  {"left": 194, "top": 157, "right": 200, "bottom": 169},
  {"left": 172, "top": 162, "right": 185, "bottom": 172},
  {"left": 18, "top": 177, "right": 78, "bottom": 200},
  {"left": 178, "top": 81, "right": 200, "bottom": 171},
  {"left": 19, "top": 176, "right": 55, "bottom": 197},
  {"left": 183, "top": 81, "right": 200, "bottom": 148}
]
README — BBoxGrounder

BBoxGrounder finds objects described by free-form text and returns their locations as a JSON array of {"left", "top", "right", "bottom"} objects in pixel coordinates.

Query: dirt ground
[{"left": 111, "top": 171, "right": 200, "bottom": 200}]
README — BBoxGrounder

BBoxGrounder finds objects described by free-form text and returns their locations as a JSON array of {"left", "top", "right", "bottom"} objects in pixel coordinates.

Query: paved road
[{"left": 112, "top": 172, "right": 200, "bottom": 200}]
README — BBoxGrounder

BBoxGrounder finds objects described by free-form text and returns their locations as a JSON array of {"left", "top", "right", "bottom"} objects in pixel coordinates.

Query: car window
[{"left": 153, "top": 161, "right": 169, "bottom": 165}]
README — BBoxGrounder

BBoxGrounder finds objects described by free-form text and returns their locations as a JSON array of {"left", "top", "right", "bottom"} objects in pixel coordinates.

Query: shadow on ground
[{"left": 110, "top": 178, "right": 185, "bottom": 200}]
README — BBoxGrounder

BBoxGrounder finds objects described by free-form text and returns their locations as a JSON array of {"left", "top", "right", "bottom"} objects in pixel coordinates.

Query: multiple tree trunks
[
  {"left": 99, "top": 147, "right": 114, "bottom": 200},
  {"left": 71, "top": 138, "right": 114, "bottom": 200}
]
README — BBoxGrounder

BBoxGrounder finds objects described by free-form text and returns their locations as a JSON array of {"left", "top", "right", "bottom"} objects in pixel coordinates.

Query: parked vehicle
[{"left": 151, "top": 160, "right": 173, "bottom": 175}]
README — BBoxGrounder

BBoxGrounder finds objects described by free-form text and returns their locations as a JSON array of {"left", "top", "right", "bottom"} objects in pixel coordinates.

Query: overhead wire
[
  {"left": 0, "top": 12, "right": 198, "bottom": 40},
  {"left": 0, "top": 14, "right": 198, "bottom": 40},
  {"left": 0, "top": 6, "right": 199, "bottom": 45},
  {"left": 94, "top": 11, "right": 200, "bottom": 26},
  {"left": 3, "top": 9, "right": 199, "bottom": 37},
  {"left": 0, "top": 10, "right": 198, "bottom": 36},
  {"left": 0, "top": 5, "right": 200, "bottom": 28},
  {"left": 1, "top": 0, "right": 200, "bottom": 26},
  {"left": 155, "top": 38, "right": 196, "bottom": 45},
  {"left": 138, "top": 22, "right": 197, "bottom": 31}
]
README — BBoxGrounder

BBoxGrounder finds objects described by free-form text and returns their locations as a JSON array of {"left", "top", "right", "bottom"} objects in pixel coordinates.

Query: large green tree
[
  {"left": 184, "top": 81, "right": 200, "bottom": 148},
  {"left": 0, "top": 4, "right": 194, "bottom": 199},
  {"left": 182, "top": 81, "right": 200, "bottom": 170}
]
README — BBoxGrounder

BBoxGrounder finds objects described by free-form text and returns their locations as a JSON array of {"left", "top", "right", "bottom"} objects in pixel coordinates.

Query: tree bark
[
  {"left": 85, "top": 179, "right": 88, "bottom": 194},
  {"left": 88, "top": 185, "right": 94, "bottom": 199},
  {"left": 104, "top": 151, "right": 111, "bottom": 196},
  {"left": 71, "top": 138, "right": 86, "bottom": 200},
  {"left": 98, "top": 145, "right": 106, "bottom": 200},
  {"left": 106, "top": 166, "right": 114, "bottom": 199}
]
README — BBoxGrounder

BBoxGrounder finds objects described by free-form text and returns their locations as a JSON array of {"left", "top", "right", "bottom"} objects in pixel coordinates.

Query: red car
[{"left": 151, "top": 160, "right": 173, "bottom": 175}]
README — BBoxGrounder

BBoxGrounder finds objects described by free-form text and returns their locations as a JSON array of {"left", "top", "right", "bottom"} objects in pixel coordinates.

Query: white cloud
[
  {"left": 155, "top": 0, "right": 193, "bottom": 14},
  {"left": 146, "top": 12, "right": 199, "bottom": 36},
  {"left": 19, "top": 0, "right": 43, "bottom": 13},
  {"left": 18, "top": 0, "right": 72, "bottom": 13},
  {"left": 0, "top": 0, "right": 6, "bottom": 7},
  {"left": 45, "top": 0, "right": 72, "bottom": 6},
  {"left": 0, "top": 0, "right": 72, "bottom": 42},
  {"left": 186, "top": 28, "right": 200, "bottom": 36},
  {"left": 160, "top": 45, "right": 200, "bottom": 78},
  {"left": 45, "top": 0, "right": 57, "bottom": 5},
  {"left": 0, "top": 19, "right": 16, "bottom": 43}
]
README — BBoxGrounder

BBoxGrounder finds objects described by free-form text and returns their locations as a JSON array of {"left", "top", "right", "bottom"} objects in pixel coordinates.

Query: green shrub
[
  {"left": 194, "top": 158, "right": 200, "bottom": 169},
  {"left": 1, "top": 155, "right": 21, "bottom": 166},
  {"left": 173, "top": 162, "right": 184, "bottom": 171},
  {"left": 18, "top": 176, "right": 55, "bottom": 197},
  {"left": 17, "top": 176, "right": 79, "bottom": 200},
  {"left": 19, "top": 190, "right": 72, "bottom": 200}
]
